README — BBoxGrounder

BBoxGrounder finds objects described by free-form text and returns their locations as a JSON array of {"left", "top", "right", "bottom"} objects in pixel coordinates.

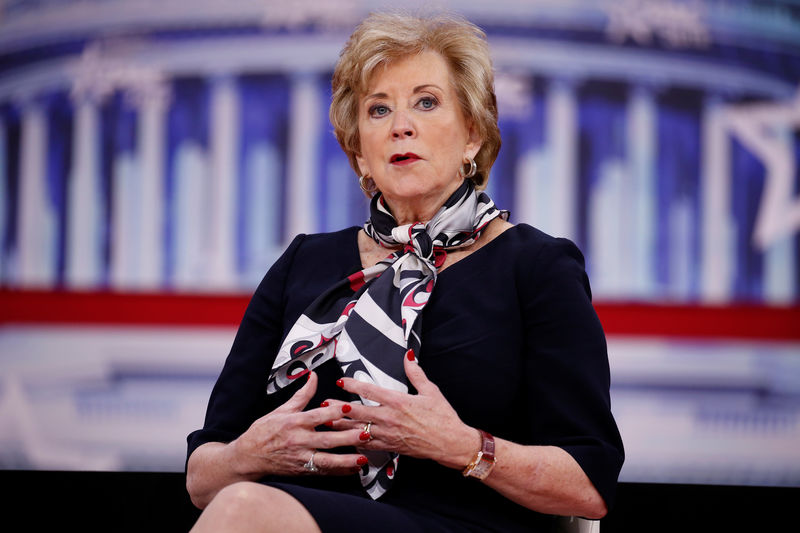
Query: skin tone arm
[
  {"left": 186, "top": 371, "right": 366, "bottom": 509},
  {"left": 329, "top": 351, "right": 608, "bottom": 519}
]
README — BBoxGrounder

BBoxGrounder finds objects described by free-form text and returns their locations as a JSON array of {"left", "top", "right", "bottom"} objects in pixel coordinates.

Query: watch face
[{"left": 472, "top": 457, "right": 494, "bottom": 479}]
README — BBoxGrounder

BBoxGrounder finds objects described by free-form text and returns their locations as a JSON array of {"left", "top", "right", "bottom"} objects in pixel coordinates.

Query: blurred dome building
[{"left": 1, "top": 0, "right": 799, "bottom": 485}]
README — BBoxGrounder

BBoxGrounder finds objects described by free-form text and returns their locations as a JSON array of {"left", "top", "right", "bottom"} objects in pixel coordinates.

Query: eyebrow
[{"left": 364, "top": 84, "right": 443, "bottom": 101}]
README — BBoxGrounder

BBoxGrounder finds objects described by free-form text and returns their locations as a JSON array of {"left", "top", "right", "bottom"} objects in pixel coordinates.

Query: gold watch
[{"left": 462, "top": 429, "right": 496, "bottom": 480}]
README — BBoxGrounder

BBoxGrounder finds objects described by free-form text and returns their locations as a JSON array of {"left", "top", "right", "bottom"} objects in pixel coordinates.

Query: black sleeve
[
  {"left": 518, "top": 237, "right": 625, "bottom": 510},
  {"left": 186, "top": 234, "right": 306, "bottom": 460}
]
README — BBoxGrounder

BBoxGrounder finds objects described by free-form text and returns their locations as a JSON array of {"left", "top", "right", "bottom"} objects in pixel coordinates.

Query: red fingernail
[
  {"left": 325, "top": 421, "right": 333, "bottom": 427},
  {"left": 341, "top": 404, "right": 352, "bottom": 413},
  {"left": 320, "top": 401, "right": 329, "bottom": 407},
  {"left": 357, "top": 456, "right": 368, "bottom": 466},
  {"left": 336, "top": 379, "right": 344, "bottom": 388},
  {"left": 406, "top": 349, "right": 415, "bottom": 361},
  {"left": 359, "top": 431, "right": 371, "bottom": 441}
]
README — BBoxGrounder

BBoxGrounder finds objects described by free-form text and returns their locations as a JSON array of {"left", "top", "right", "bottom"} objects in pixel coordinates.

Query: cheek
[{"left": 359, "top": 127, "right": 382, "bottom": 158}]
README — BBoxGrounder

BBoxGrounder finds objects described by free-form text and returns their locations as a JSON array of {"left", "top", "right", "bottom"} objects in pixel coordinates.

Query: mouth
[{"left": 390, "top": 153, "right": 421, "bottom": 165}]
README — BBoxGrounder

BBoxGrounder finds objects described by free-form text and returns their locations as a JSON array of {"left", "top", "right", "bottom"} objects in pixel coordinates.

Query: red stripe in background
[
  {"left": 0, "top": 289, "right": 250, "bottom": 327},
  {"left": 0, "top": 289, "right": 798, "bottom": 340}
]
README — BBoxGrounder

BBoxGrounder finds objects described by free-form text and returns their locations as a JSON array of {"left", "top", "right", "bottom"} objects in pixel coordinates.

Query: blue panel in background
[
  {"left": 99, "top": 91, "right": 137, "bottom": 287},
  {"left": 316, "top": 71, "right": 370, "bottom": 234},
  {"left": 577, "top": 81, "right": 627, "bottom": 259},
  {"left": 656, "top": 88, "right": 703, "bottom": 300},
  {"left": 44, "top": 91, "right": 73, "bottom": 287},
  {"left": 237, "top": 73, "right": 290, "bottom": 275},
  {"left": 164, "top": 78, "right": 210, "bottom": 286},
  {"left": 0, "top": 104, "right": 21, "bottom": 282}
]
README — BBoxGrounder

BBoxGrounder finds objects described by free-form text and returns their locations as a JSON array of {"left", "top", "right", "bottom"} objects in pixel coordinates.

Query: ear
[
  {"left": 355, "top": 152, "right": 370, "bottom": 177},
  {"left": 464, "top": 120, "right": 483, "bottom": 161}
]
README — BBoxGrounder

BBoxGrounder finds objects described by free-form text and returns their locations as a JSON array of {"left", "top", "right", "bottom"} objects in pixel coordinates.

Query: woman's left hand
[{"left": 326, "top": 350, "right": 479, "bottom": 470}]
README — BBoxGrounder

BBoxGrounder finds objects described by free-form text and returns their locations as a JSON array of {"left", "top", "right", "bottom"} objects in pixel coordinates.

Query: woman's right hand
[
  {"left": 228, "top": 370, "right": 366, "bottom": 478},
  {"left": 187, "top": 371, "right": 365, "bottom": 509}
]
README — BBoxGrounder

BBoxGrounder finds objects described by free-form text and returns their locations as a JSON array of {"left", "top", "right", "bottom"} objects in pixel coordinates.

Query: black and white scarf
[{"left": 267, "top": 179, "right": 508, "bottom": 499}]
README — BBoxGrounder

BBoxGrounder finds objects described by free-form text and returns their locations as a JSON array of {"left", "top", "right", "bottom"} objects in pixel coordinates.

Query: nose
[{"left": 391, "top": 109, "right": 415, "bottom": 139}]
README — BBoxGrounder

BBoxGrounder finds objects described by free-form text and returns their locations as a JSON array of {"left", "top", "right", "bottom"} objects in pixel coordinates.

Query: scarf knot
[{"left": 392, "top": 222, "right": 436, "bottom": 266}]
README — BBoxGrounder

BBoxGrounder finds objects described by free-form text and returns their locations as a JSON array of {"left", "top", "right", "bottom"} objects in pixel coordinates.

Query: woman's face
[{"left": 355, "top": 51, "right": 482, "bottom": 216}]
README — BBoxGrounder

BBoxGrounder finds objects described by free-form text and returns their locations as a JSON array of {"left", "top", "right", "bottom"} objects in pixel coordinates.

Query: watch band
[{"left": 462, "top": 429, "right": 497, "bottom": 480}]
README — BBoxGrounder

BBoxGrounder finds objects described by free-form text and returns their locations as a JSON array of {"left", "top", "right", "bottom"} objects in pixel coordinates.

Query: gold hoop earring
[{"left": 459, "top": 158, "right": 477, "bottom": 179}]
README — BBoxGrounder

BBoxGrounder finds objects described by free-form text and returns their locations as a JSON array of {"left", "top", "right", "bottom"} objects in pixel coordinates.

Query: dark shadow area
[
  {"left": 603, "top": 481, "right": 798, "bottom": 532},
  {"left": 3, "top": 470, "right": 201, "bottom": 532},
  {"left": 2, "top": 470, "right": 796, "bottom": 532}
]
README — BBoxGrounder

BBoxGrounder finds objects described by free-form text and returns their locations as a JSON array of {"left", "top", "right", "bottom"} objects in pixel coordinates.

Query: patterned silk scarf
[{"left": 267, "top": 179, "right": 508, "bottom": 499}]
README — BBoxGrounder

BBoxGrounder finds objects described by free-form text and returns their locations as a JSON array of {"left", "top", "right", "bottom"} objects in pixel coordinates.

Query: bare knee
[
  {"left": 212, "top": 482, "right": 266, "bottom": 517},
  {"left": 192, "top": 482, "right": 320, "bottom": 533}
]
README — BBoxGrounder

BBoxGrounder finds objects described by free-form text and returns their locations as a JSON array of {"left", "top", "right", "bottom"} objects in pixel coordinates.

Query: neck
[{"left": 381, "top": 180, "right": 464, "bottom": 226}]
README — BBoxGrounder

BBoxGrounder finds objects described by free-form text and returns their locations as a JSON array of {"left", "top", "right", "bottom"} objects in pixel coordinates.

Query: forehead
[{"left": 363, "top": 51, "right": 453, "bottom": 94}]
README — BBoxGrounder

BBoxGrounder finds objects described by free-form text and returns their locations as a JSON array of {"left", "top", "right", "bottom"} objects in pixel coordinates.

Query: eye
[
  {"left": 416, "top": 96, "right": 438, "bottom": 110},
  {"left": 369, "top": 104, "right": 390, "bottom": 118}
]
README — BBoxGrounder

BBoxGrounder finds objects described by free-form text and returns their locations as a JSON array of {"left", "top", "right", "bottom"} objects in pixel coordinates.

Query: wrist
[
  {"left": 437, "top": 425, "right": 481, "bottom": 470},
  {"left": 226, "top": 437, "right": 256, "bottom": 478},
  {"left": 461, "top": 429, "right": 497, "bottom": 481}
]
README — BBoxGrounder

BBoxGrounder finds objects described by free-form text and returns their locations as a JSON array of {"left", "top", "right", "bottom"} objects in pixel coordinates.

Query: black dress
[{"left": 187, "top": 224, "right": 624, "bottom": 533}]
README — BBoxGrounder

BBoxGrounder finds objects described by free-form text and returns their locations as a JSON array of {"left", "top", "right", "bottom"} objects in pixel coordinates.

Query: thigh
[{"left": 268, "top": 482, "right": 478, "bottom": 533}]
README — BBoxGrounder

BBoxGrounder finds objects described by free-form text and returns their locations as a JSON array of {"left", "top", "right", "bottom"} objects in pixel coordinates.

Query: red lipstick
[{"left": 390, "top": 152, "right": 421, "bottom": 165}]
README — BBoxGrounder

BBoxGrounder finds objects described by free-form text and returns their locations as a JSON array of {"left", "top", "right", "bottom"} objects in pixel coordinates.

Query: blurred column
[
  {"left": 17, "top": 98, "right": 56, "bottom": 287},
  {"left": 172, "top": 141, "right": 207, "bottom": 289},
  {"left": 134, "top": 82, "right": 169, "bottom": 288},
  {"left": 700, "top": 96, "right": 734, "bottom": 303},
  {"left": 285, "top": 73, "right": 321, "bottom": 239},
  {"left": 243, "top": 141, "right": 281, "bottom": 282},
  {"left": 763, "top": 126, "right": 797, "bottom": 304},
  {"left": 626, "top": 85, "right": 657, "bottom": 297},
  {"left": 546, "top": 78, "right": 577, "bottom": 241},
  {"left": 513, "top": 148, "right": 544, "bottom": 228},
  {"left": 65, "top": 95, "right": 103, "bottom": 288},
  {"left": 206, "top": 75, "right": 239, "bottom": 288},
  {"left": 109, "top": 135, "right": 139, "bottom": 289}
]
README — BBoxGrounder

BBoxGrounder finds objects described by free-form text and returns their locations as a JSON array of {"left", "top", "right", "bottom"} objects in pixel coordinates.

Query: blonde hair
[{"left": 330, "top": 12, "right": 501, "bottom": 191}]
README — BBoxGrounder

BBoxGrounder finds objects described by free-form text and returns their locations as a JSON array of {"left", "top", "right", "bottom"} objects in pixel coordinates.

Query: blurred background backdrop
[{"left": 0, "top": 0, "right": 798, "bottom": 489}]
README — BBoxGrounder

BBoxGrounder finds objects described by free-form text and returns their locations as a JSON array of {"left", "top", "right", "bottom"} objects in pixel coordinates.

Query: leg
[{"left": 190, "top": 481, "right": 322, "bottom": 533}]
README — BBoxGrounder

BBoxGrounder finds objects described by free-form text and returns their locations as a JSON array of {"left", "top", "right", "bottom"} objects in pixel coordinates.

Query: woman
[{"left": 186, "top": 12, "right": 623, "bottom": 533}]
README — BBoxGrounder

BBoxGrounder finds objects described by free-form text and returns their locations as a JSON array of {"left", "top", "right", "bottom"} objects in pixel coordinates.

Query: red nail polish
[
  {"left": 320, "top": 401, "right": 329, "bottom": 407},
  {"left": 325, "top": 421, "right": 333, "bottom": 427},
  {"left": 406, "top": 349, "right": 415, "bottom": 361},
  {"left": 357, "top": 456, "right": 368, "bottom": 466},
  {"left": 336, "top": 378, "right": 344, "bottom": 388},
  {"left": 341, "top": 404, "right": 352, "bottom": 414},
  {"left": 359, "top": 431, "right": 371, "bottom": 441}
]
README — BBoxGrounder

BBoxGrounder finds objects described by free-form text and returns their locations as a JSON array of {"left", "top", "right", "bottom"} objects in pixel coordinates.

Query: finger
[
  {"left": 276, "top": 370, "right": 318, "bottom": 413},
  {"left": 300, "top": 400, "right": 352, "bottom": 428},
  {"left": 306, "top": 426, "right": 365, "bottom": 449},
  {"left": 337, "top": 376, "right": 396, "bottom": 406},
  {"left": 322, "top": 418, "right": 366, "bottom": 431},
  {"left": 403, "top": 349, "right": 439, "bottom": 396},
  {"left": 336, "top": 401, "right": 387, "bottom": 427},
  {"left": 313, "top": 400, "right": 357, "bottom": 428},
  {"left": 312, "top": 452, "right": 370, "bottom": 476}
]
